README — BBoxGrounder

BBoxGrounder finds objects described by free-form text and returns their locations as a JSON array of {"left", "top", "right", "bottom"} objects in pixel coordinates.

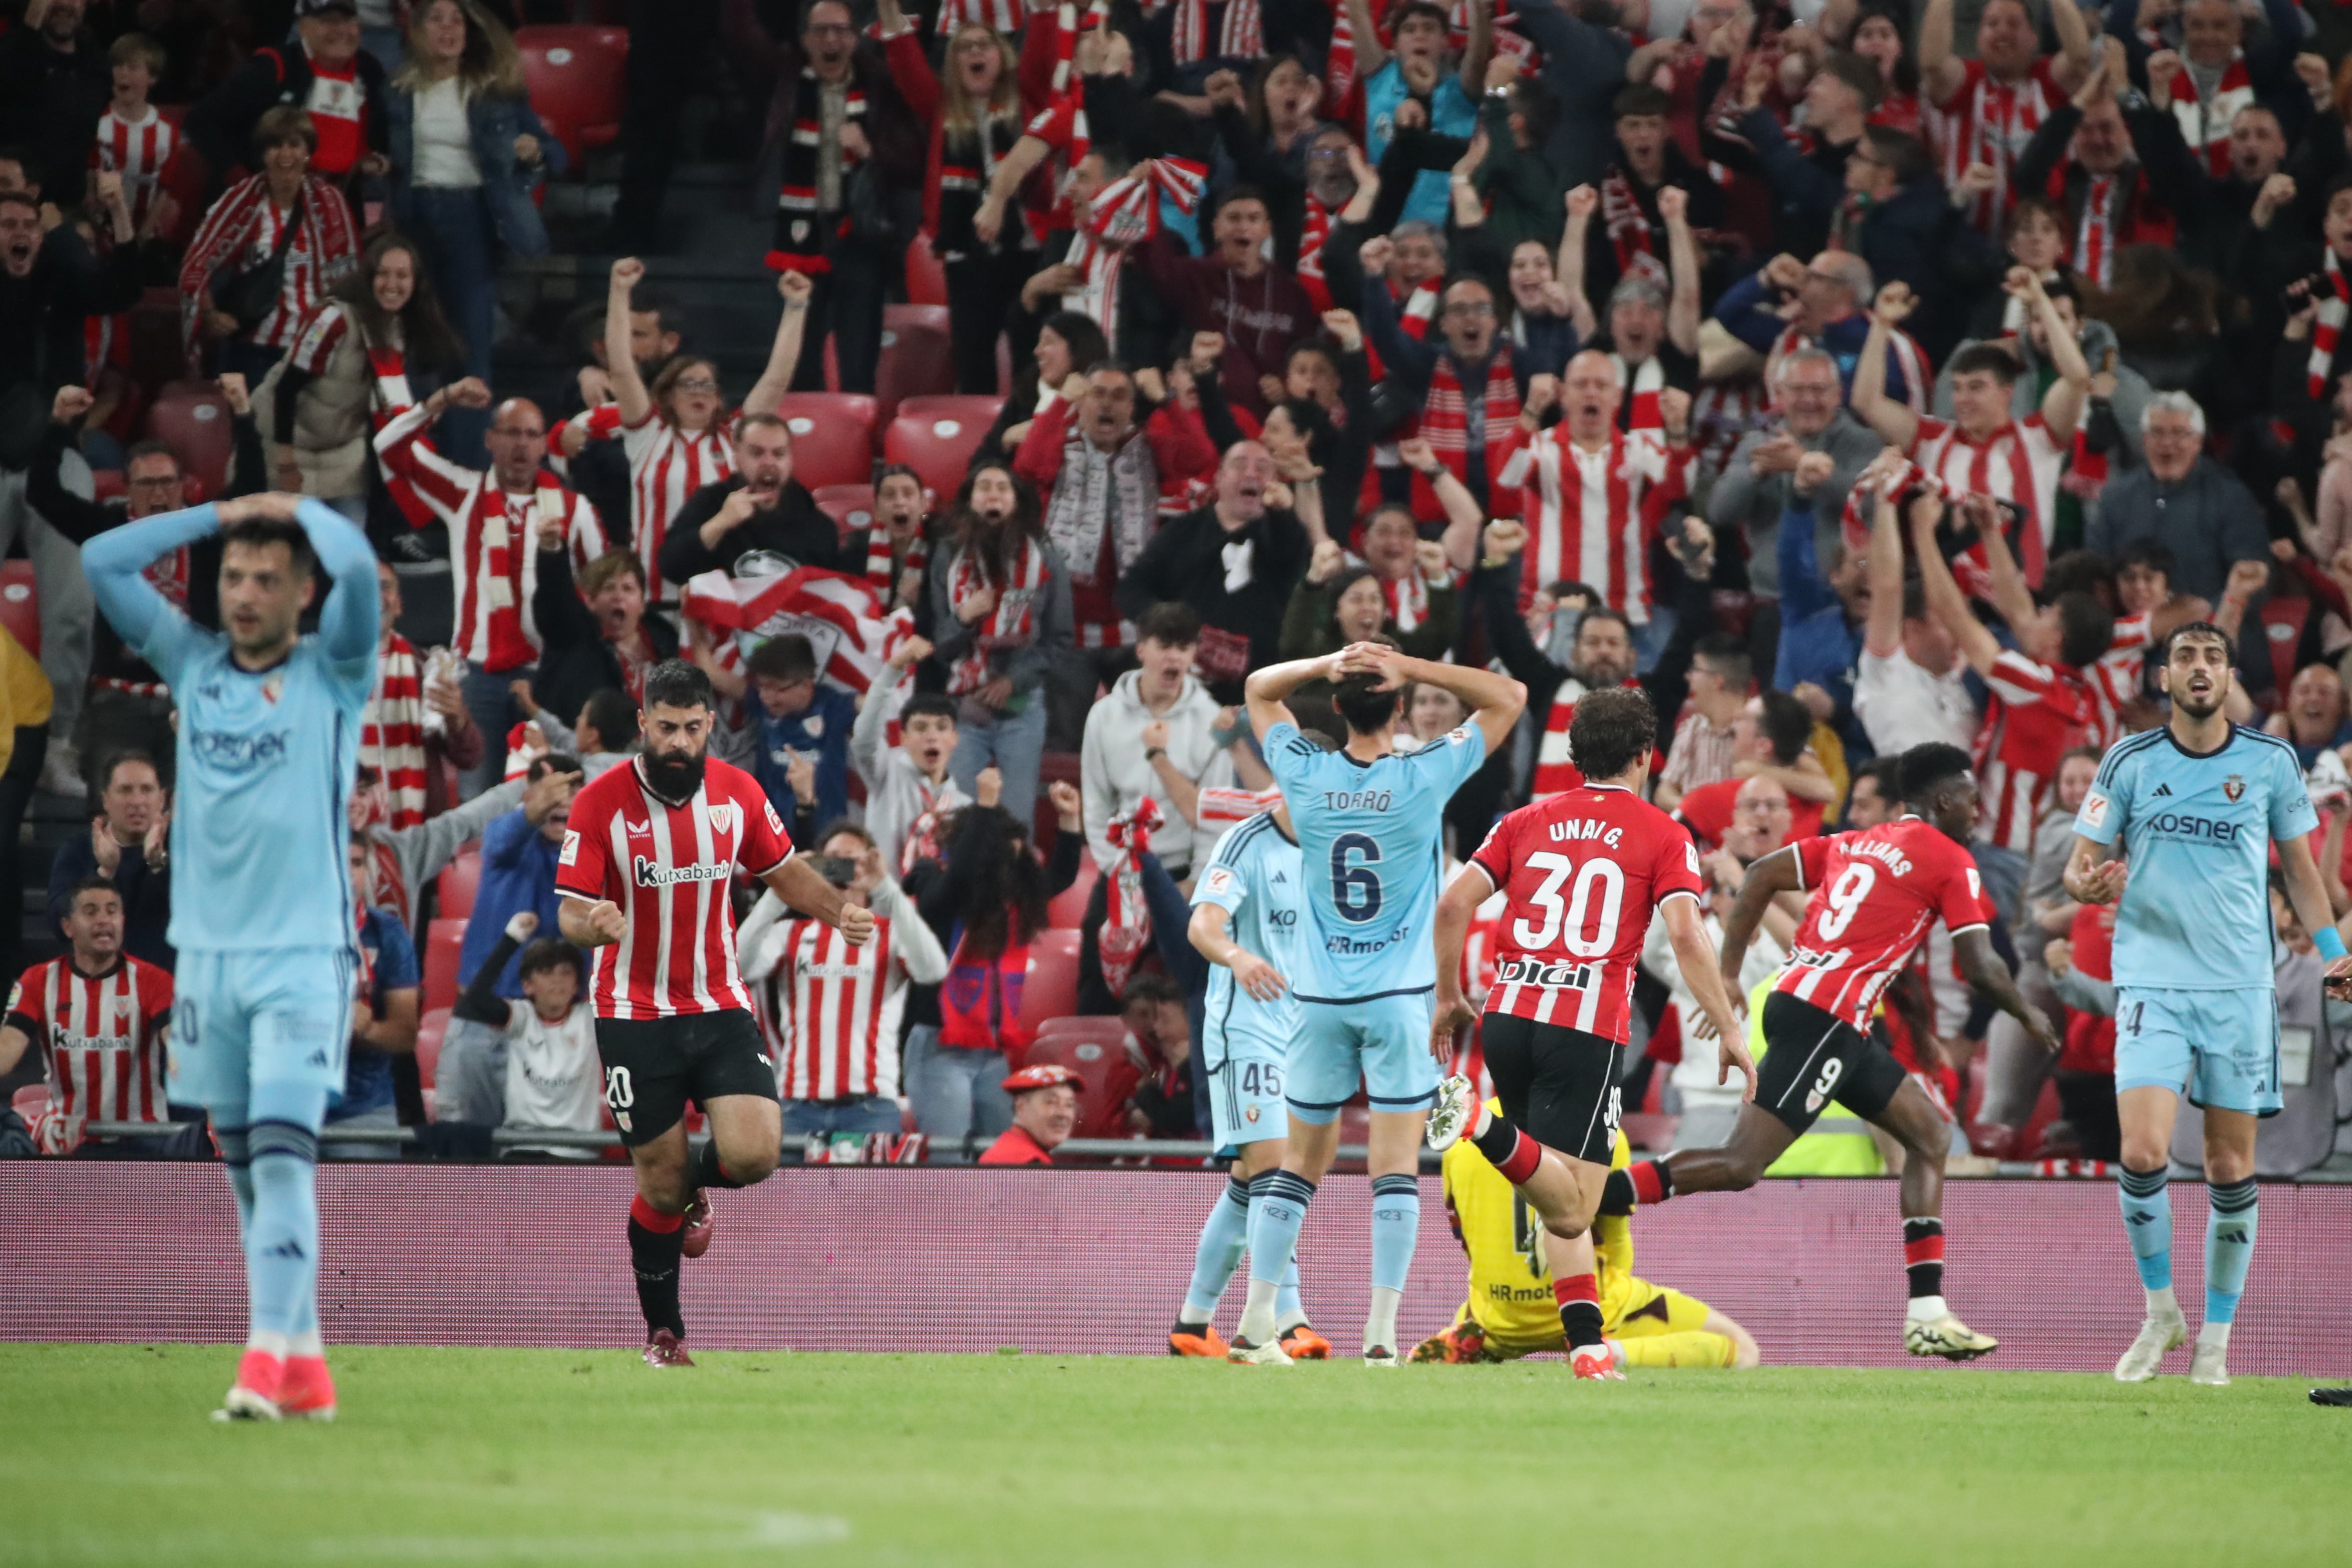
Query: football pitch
[{"left": 5, "top": 1346, "right": 2349, "bottom": 1567}]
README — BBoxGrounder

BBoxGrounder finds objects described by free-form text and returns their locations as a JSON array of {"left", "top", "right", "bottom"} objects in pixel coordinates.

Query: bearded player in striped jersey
[
  {"left": 554, "top": 659, "right": 873, "bottom": 1367},
  {"left": 1426, "top": 688, "right": 1752, "bottom": 1379},
  {"left": 1606, "top": 743, "right": 2060, "bottom": 1359}
]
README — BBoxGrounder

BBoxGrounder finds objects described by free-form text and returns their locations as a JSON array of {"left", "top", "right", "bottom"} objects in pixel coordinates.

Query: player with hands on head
[{"left": 1425, "top": 686, "right": 1747, "bottom": 1380}]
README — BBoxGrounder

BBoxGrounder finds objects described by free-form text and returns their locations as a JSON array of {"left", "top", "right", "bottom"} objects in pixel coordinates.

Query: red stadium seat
[
  {"left": 143, "top": 381, "right": 234, "bottom": 494},
  {"left": 1045, "top": 852, "right": 1097, "bottom": 929},
  {"left": 11, "top": 1084, "right": 49, "bottom": 1123},
  {"left": 1017, "top": 927, "right": 1083, "bottom": 1034},
  {"left": 812, "top": 483, "right": 874, "bottom": 543},
  {"left": 1036, "top": 749, "right": 1082, "bottom": 853},
  {"left": 773, "top": 393, "right": 876, "bottom": 490},
  {"left": 875, "top": 304, "right": 955, "bottom": 422},
  {"left": 1019, "top": 1023, "right": 1142, "bottom": 1139},
  {"left": 90, "top": 469, "right": 124, "bottom": 502},
  {"left": 883, "top": 395, "right": 1000, "bottom": 511},
  {"left": 906, "top": 232, "right": 949, "bottom": 306},
  {"left": 435, "top": 850, "right": 482, "bottom": 921},
  {"left": 423, "top": 916, "right": 467, "bottom": 1016},
  {"left": 128, "top": 287, "right": 186, "bottom": 396},
  {"left": 0, "top": 561, "right": 39, "bottom": 657},
  {"left": 416, "top": 1007, "right": 451, "bottom": 1094},
  {"left": 514, "top": 26, "right": 628, "bottom": 171}
]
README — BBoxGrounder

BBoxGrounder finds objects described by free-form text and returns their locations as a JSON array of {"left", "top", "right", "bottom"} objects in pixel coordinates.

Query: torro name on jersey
[
  {"left": 1845, "top": 838, "right": 1913, "bottom": 878},
  {"left": 1321, "top": 789, "right": 1393, "bottom": 812}
]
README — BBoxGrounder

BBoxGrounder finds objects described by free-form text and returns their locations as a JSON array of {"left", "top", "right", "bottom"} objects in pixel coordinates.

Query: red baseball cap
[{"left": 1001, "top": 1064, "right": 1082, "bottom": 1094}]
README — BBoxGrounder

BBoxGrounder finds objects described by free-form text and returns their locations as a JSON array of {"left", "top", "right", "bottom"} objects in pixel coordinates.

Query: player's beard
[
  {"left": 2171, "top": 684, "right": 2223, "bottom": 721},
  {"left": 642, "top": 747, "right": 706, "bottom": 802}
]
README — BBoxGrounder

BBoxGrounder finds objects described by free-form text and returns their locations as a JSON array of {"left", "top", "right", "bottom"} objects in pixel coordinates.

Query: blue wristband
[{"left": 2318, "top": 925, "right": 2346, "bottom": 963}]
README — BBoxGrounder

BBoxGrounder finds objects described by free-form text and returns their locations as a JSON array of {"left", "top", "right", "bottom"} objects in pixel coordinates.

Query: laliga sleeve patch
[
  {"left": 1200, "top": 866, "right": 1236, "bottom": 897},
  {"left": 559, "top": 829, "right": 580, "bottom": 866},
  {"left": 2081, "top": 790, "right": 2109, "bottom": 830},
  {"left": 764, "top": 798, "right": 786, "bottom": 834},
  {"left": 1447, "top": 726, "right": 1472, "bottom": 746},
  {"left": 1966, "top": 867, "right": 1982, "bottom": 900},
  {"left": 1685, "top": 841, "right": 1701, "bottom": 875}
]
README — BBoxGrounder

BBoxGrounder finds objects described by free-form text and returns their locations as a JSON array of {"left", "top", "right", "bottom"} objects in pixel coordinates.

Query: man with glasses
[
  {"left": 1363, "top": 273, "right": 1541, "bottom": 520},
  {"left": 1713, "top": 246, "right": 1929, "bottom": 408},
  {"left": 2086, "top": 394, "right": 2268, "bottom": 603}
]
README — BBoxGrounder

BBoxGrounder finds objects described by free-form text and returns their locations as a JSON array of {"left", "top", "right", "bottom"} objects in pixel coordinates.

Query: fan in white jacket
[
  {"left": 850, "top": 636, "right": 970, "bottom": 876},
  {"left": 1080, "top": 653, "right": 1244, "bottom": 881}
]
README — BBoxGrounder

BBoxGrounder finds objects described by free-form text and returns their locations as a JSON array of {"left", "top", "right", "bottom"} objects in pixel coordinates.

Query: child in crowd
[
  {"left": 452, "top": 911, "right": 601, "bottom": 1156},
  {"left": 851, "top": 636, "right": 967, "bottom": 875}
]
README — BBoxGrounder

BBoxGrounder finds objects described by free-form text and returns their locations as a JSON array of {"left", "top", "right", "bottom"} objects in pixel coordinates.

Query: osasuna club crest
[
  {"left": 708, "top": 802, "right": 740, "bottom": 836},
  {"left": 2224, "top": 775, "right": 2245, "bottom": 802}
]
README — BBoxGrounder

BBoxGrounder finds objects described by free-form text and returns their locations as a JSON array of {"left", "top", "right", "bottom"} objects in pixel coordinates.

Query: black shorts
[
  {"left": 1480, "top": 1013, "right": 1622, "bottom": 1164},
  {"left": 1753, "top": 992, "right": 1908, "bottom": 1135},
  {"left": 595, "top": 1010, "right": 777, "bottom": 1148}
]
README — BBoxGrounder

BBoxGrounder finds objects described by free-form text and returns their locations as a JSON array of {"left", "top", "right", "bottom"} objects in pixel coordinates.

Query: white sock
[
  {"left": 1906, "top": 1294, "right": 1946, "bottom": 1323},
  {"left": 1470, "top": 1097, "right": 1493, "bottom": 1137},
  {"left": 1365, "top": 1285, "right": 1402, "bottom": 1351},
  {"left": 246, "top": 1330, "right": 289, "bottom": 1357},
  {"left": 2197, "top": 1320, "right": 2231, "bottom": 1352},
  {"left": 1237, "top": 1278, "right": 1281, "bottom": 1344},
  {"left": 1276, "top": 1307, "right": 1311, "bottom": 1334},
  {"left": 288, "top": 1329, "right": 324, "bottom": 1358},
  {"left": 1177, "top": 1305, "right": 1213, "bottom": 1327},
  {"left": 2146, "top": 1285, "right": 2183, "bottom": 1323}
]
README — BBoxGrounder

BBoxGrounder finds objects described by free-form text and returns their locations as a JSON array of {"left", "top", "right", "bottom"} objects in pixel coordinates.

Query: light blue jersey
[
  {"left": 2075, "top": 724, "right": 2315, "bottom": 993},
  {"left": 1263, "top": 719, "right": 1488, "bottom": 1003},
  {"left": 83, "top": 500, "right": 380, "bottom": 957},
  {"left": 1191, "top": 810, "right": 1306, "bottom": 1061}
]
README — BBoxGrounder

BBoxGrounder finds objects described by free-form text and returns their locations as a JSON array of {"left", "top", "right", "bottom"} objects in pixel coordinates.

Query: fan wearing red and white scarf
[
  {"left": 1062, "top": 155, "right": 1208, "bottom": 337},
  {"left": 1097, "top": 796, "right": 1163, "bottom": 999},
  {"left": 1167, "top": 0, "right": 1263, "bottom": 68},
  {"left": 2159, "top": 42, "right": 2254, "bottom": 178},
  {"left": 364, "top": 634, "right": 429, "bottom": 831},
  {"left": 2309, "top": 249, "right": 2351, "bottom": 401},
  {"left": 944, "top": 534, "right": 1050, "bottom": 695}
]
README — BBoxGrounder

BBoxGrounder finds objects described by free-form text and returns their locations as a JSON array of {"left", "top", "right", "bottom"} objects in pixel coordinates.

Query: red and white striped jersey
[
  {"left": 374, "top": 401, "right": 607, "bottom": 670},
  {"left": 1771, "top": 321, "right": 1930, "bottom": 414},
  {"left": 1909, "top": 413, "right": 2065, "bottom": 584},
  {"left": 757, "top": 917, "right": 909, "bottom": 1099},
  {"left": 1974, "top": 649, "right": 2097, "bottom": 852},
  {"left": 1926, "top": 57, "right": 2064, "bottom": 236},
  {"left": 243, "top": 198, "right": 330, "bottom": 351},
  {"left": 92, "top": 106, "right": 178, "bottom": 234},
  {"left": 618, "top": 411, "right": 737, "bottom": 604},
  {"left": 1775, "top": 818, "right": 1989, "bottom": 1031},
  {"left": 1497, "top": 427, "right": 1687, "bottom": 620},
  {"left": 1470, "top": 784, "right": 1705, "bottom": 1044},
  {"left": 555, "top": 756, "right": 794, "bottom": 1019},
  {"left": 285, "top": 300, "right": 415, "bottom": 413},
  {"left": 2086, "top": 610, "right": 2151, "bottom": 743},
  {"left": 7, "top": 955, "right": 174, "bottom": 1127}
]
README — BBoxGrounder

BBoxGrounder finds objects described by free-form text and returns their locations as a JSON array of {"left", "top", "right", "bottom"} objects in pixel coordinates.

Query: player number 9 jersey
[
  {"left": 1470, "top": 784, "right": 1705, "bottom": 1044},
  {"left": 1774, "top": 817, "right": 1989, "bottom": 1031}
]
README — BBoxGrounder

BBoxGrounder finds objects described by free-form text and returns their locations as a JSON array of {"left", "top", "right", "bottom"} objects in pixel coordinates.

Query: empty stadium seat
[
  {"left": 773, "top": 393, "right": 876, "bottom": 490},
  {"left": 1045, "top": 852, "right": 1097, "bottom": 928},
  {"left": 0, "top": 561, "right": 39, "bottom": 657},
  {"left": 875, "top": 304, "right": 955, "bottom": 422},
  {"left": 1017, "top": 927, "right": 1082, "bottom": 1033},
  {"left": 906, "top": 232, "right": 948, "bottom": 306},
  {"left": 435, "top": 850, "right": 482, "bottom": 921},
  {"left": 416, "top": 1007, "right": 451, "bottom": 1094},
  {"left": 143, "top": 382, "right": 233, "bottom": 494},
  {"left": 515, "top": 26, "right": 628, "bottom": 170},
  {"left": 423, "top": 917, "right": 467, "bottom": 1016},
  {"left": 812, "top": 483, "right": 874, "bottom": 543},
  {"left": 883, "top": 395, "right": 1000, "bottom": 511},
  {"left": 1019, "top": 1023, "right": 1142, "bottom": 1139}
]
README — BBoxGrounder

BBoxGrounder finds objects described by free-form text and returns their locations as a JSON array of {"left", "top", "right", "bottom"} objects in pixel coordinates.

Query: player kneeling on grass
[
  {"left": 1426, "top": 687, "right": 1752, "bottom": 1380},
  {"left": 553, "top": 659, "right": 874, "bottom": 1368},
  {"left": 1594, "top": 743, "right": 2060, "bottom": 1361},
  {"left": 1415, "top": 1111, "right": 1760, "bottom": 1371}
]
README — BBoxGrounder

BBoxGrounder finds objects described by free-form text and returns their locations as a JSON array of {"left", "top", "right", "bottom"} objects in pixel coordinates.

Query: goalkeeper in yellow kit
[{"left": 1412, "top": 1105, "right": 1760, "bottom": 1369}]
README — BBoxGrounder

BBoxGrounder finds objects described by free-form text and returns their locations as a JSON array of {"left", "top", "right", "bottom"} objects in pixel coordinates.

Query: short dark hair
[
  {"left": 528, "top": 751, "right": 581, "bottom": 782},
  {"left": 900, "top": 692, "right": 959, "bottom": 727},
  {"left": 2041, "top": 548, "right": 2110, "bottom": 600},
  {"left": 1121, "top": 972, "right": 1182, "bottom": 1007},
  {"left": 1692, "top": 633, "right": 1751, "bottom": 692},
  {"left": 1386, "top": 0, "right": 1450, "bottom": 34},
  {"left": 1509, "top": 76, "right": 1560, "bottom": 146},
  {"left": 2162, "top": 619, "right": 2233, "bottom": 663},
  {"left": 2117, "top": 540, "right": 2177, "bottom": 581},
  {"left": 220, "top": 515, "right": 317, "bottom": 578},
  {"left": 1848, "top": 755, "right": 1901, "bottom": 807},
  {"left": 68, "top": 874, "right": 122, "bottom": 907},
  {"left": 517, "top": 937, "right": 586, "bottom": 985},
  {"left": 1861, "top": 125, "right": 1929, "bottom": 183},
  {"left": 748, "top": 633, "right": 818, "bottom": 685},
  {"left": 1574, "top": 605, "right": 1631, "bottom": 643},
  {"left": 101, "top": 749, "right": 160, "bottom": 792},
  {"left": 1213, "top": 183, "right": 1269, "bottom": 220},
  {"left": 1136, "top": 601, "right": 1202, "bottom": 648},
  {"left": 1331, "top": 635, "right": 1404, "bottom": 735},
  {"left": 1613, "top": 83, "right": 1671, "bottom": 119},
  {"left": 1755, "top": 690, "right": 1813, "bottom": 767},
  {"left": 815, "top": 818, "right": 875, "bottom": 850},
  {"left": 1821, "top": 51, "right": 1884, "bottom": 112},
  {"left": 642, "top": 659, "right": 715, "bottom": 713},
  {"left": 1948, "top": 343, "right": 2021, "bottom": 387},
  {"left": 1568, "top": 686, "right": 1656, "bottom": 781},
  {"left": 1897, "top": 742, "right": 1973, "bottom": 805},
  {"left": 123, "top": 439, "right": 178, "bottom": 474},
  {"left": 578, "top": 549, "right": 646, "bottom": 598},
  {"left": 581, "top": 688, "right": 639, "bottom": 751},
  {"left": 252, "top": 103, "right": 317, "bottom": 157},
  {"left": 2055, "top": 590, "right": 2116, "bottom": 670}
]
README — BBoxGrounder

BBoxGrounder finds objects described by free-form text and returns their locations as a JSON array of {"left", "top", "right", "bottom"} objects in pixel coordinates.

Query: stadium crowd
[{"left": 4, "top": 0, "right": 2352, "bottom": 1174}]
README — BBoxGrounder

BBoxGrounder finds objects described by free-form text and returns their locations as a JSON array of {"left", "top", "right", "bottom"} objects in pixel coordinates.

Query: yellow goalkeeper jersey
[{"left": 1439, "top": 1112, "right": 1646, "bottom": 1353}]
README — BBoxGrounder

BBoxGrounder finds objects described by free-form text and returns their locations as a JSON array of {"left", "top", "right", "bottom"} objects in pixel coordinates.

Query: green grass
[{"left": 3, "top": 1346, "right": 2348, "bottom": 1567}]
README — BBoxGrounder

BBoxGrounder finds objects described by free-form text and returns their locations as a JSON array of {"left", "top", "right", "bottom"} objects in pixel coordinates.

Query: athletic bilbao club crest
[
  {"left": 2224, "top": 775, "right": 2245, "bottom": 802},
  {"left": 708, "top": 803, "right": 739, "bottom": 836}
]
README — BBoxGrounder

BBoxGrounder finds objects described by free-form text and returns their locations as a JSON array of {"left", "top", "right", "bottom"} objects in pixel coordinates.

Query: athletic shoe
[
  {"left": 1605, "top": 1337, "right": 1628, "bottom": 1374},
  {"left": 1363, "top": 1345, "right": 1400, "bottom": 1368},
  {"left": 1570, "top": 1345, "right": 1625, "bottom": 1381},
  {"left": 1227, "top": 1335, "right": 1293, "bottom": 1366},
  {"left": 1409, "top": 1323, "right": 1501, "bottom": 1364},
  {"left": 1905, "top": 1312, "right": 1999, "bottom": 1361},
  {"left": 2113, "top": 1315, "right": 2187, "bottom": 1383},
  {"left": 212, "top": 1349, "right": 284, "bottom": 1421},
  {"left": 2310, "top": 1387, "right": 2352, "bottom": 1406},
  {"left": 680, "top": 1192, "right": 713, "bottom": 1260},
  {"left": 277, "top": 1355, "right": 336, "bottom": 1422},
  {"left": 1167, "top": 1323, "right": 1229, "bottom": 1358},
  {"left": 1426, "top": 1074, "right": 1477, "bottom": 1152},
  {"left": 2189, "top": 1340, "right": 2231, "bottom": 1386},
  {"left": 642, "top": 1330, "right": 694, "bottom": 1369},
  {"left": 1279, "top": 1323, "right": 1332, "bottom": 1361}
]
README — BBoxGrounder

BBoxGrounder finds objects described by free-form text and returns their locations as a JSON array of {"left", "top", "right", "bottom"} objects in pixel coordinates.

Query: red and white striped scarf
[
  {"left": 176, "top": 173, "right": 359, "bottom": 363},
  {"left": 2166, "top": 50, "right": 2253, "bottom": 177},
  {"left": 1397, "top": 279, "right": 1441, "bottom": 340},
  {"left": 1599, "top": 167, "right": 1657, "bottom": 275},
  {"left": 945, "top": 536, "right": 1048, "bottom": 695},
  {"left": 864, "top": 521, "right": 927, "bottom": 605},
  {"left": 1052, "top": 0, "right": 1109, "bottom": 93},
  {"left": 1936, "top": 65, "right": 2053, "bottom": 234},
  {"left": 1296, "top": 194, "right": 1332, "bottom": 309},
  {"left": 1323, "top": 0, "right": 1355, "bottom": 110},
  {"left": 363, "top": 634, "right": 430, "bottom": 831},
  {"left": 1611, "top": 352, "right": 1665, "bottom": 430},
  {"left": 1416, "top": 352, "right": 1520, "bottom": 510},
  {"left": 768, "top": 70, "right": 866, "bottom": 274},
  {"left": 2311, "top": 250, "right": 2349, "bottom": 400},
  {"left": 1065, "top": 156, "right": 1207, "bottom": 337},
  {"left": 1169, "top": 0, "right": 1262, "bottom": 66},
  {"left": 2073, "top": 172, "right": 2117, "bottom": 287},
  {"left": 1098, "top": 795, "right": 1163, "bottom": 998},
  {"left": 1381, "top": 569, "right": 1430, "bottom": 632},
  {"left": 936, "top": 0, "right": 1019, "bottom": 33}
]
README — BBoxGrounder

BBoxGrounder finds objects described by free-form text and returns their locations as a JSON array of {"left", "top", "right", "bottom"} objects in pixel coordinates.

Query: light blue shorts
[
  {"left": 2114, "top": 986, "right": 2282, "bottom": 1117},
  {"left": 170, "top": 947, "right": 357, "bottom": 1110},
  {"left": 1205, "top": 1028, "right": 1288, "bottom": 1156},
  {"left": 1287, "top": 991, "right": 1438, "bottom": 1124}
]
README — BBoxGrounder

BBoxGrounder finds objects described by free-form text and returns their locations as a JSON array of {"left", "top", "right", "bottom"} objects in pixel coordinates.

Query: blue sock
[
  {"left": 213, "top": 1123, "right": 256, "bottom": 1233},
  {"left": 1181, "top": 1175, "right": 1253, "bottom": 1321},
  {"left": 243, "top": 1083, "right": 328, "bottom": 1351},
  {"left": 2204, "top": 1177, "right": 2259, "bottom": 1327},
  {"left": 1246, "top": 1171, "right": 1315, "bottom": 1288},
  {"left": 1369, "top": 1174, "right": 1420, "bottom": 1294},
  {"left": 2117, "top": 1164, "right": 2172, "bottom": 1292}
]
